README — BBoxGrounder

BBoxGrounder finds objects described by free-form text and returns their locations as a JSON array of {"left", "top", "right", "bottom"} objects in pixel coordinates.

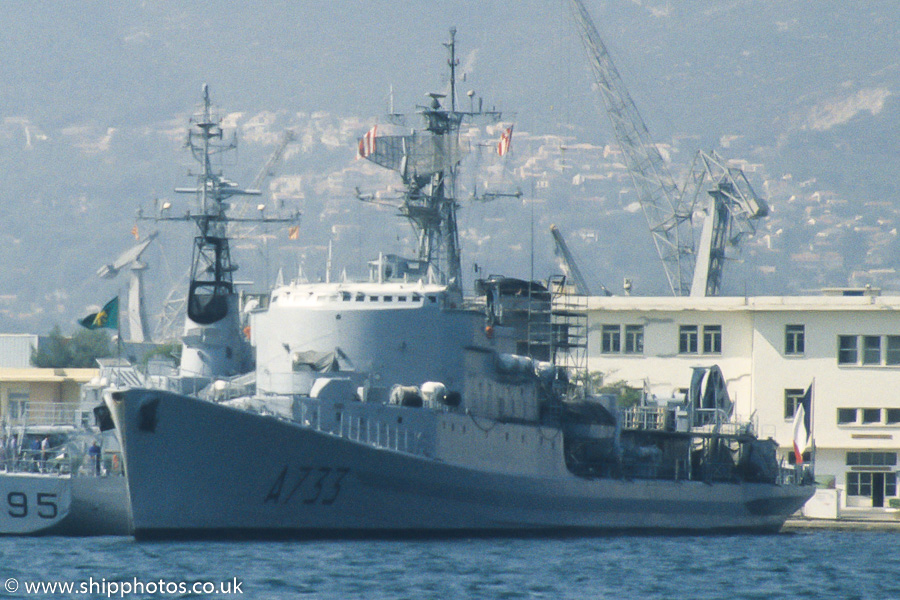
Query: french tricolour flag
[
  {"left": 358, "top": 125, "right": 377, "bottom": 159},
  {"left": 792, "top": 384, "right": 813, "bottom": 464}
]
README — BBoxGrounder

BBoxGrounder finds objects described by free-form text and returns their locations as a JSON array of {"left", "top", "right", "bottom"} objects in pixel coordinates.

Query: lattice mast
[
  {"left": 149, "top": 84, "right": 298, "bottom": 378},
  {"left": 359, "top": 29, "right": 504, "bottom": 297}
]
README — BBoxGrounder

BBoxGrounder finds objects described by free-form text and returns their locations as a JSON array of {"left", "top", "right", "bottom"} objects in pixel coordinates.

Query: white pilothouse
[{"left": 108, "top": 31, "right": 814, "bottom": 538}]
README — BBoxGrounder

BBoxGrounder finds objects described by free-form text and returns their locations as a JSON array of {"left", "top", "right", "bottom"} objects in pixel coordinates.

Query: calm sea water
[{"left": 2, "top": 531, "right": 899, "bottom": 599}]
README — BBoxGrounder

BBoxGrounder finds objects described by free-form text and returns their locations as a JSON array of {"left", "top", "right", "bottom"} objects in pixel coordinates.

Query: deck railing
[
  {"left": 295, "top": 400, "right": 427, "bottom": 457},
  {"left": 2, "top": 402, "right": 91, "bottom": 429}
]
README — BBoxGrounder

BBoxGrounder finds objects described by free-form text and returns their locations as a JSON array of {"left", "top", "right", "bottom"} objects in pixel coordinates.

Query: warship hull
[
  {"left": 110, "top": 389, "right": 813, "bottom": 539},
  {"left": 0, "top": 472, "right": 71, "bottom": 535},
  {"left": 53, "top": 475, "right": 131, "bottom": 536},
  {"left": 0, "top": 471, "right": 131, "bottom": 536}
]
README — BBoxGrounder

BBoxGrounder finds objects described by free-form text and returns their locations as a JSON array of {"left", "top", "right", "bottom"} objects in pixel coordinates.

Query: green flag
[{"left": 79, "top": 297, "right": 119, "bottom": 330}]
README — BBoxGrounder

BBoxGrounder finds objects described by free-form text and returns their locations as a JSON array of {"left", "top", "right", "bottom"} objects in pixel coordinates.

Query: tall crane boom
[
  {"left": 550, "top": 224, "right": 593, "bottom": 296},
  {"left": 567, "top": 0, "right": 695, "bottom": 296},
  {"left": 684, "top": 150, "right": 769, "bottom": 297},
  {"left": 251, "top": 129, "right": 295, "bottom": 191}
]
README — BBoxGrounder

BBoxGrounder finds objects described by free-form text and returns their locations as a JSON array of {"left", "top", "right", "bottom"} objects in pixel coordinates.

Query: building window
[
  {"left": 785, "top": 325, "right": 805, "bottom": 355},
  {"left": 624, "top": 325, "right": 644, "bottom": 354},
  {"left": 601, "top": 325, "right": 621, "bottom": 354},
  {"left": 861, "top": 409, "right": 882, "bottom": 425},
  {"left": 887, "top": 409, "right": 900, "bottom": 425},
  {"left": 7, "top": 391, "right": 28, "bottom": 421},
  {"left": 887, "top": 337, "right": 900, "bottom": 366},
  {"left": 702, "top": 325, "right": 722, "bottom": 354},
  {"left": 847, "top": 472, "right": 872, "bottom": 497},
  {"left": 846, "top": 451, "right": 897, "bottom": 467},
  {"left": 787, "top": 450, "right": 811, "bottom": 465},
  {"left": 679, "top": 326, "right": 698, "bottom": 354},
  {"left": 846, "top": 472, "right": 896, "bottom": 498},
  {"left": 837, "top": 408, "right": 857, "bottom": 425},
  {"left": 838, "top": 335, "right": 858, "bottom": 365},
  {"left": 862, "top": 336, "right": 882, "bottom": 365},
  {"left": 784, "top": 389, "right": 806, "bottom": 420},
  {"left": 837, "top": 335, "right": 900, "bottom": 367}
]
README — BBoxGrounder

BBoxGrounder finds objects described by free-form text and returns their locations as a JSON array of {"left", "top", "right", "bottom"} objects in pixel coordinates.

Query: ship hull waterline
[{"left": 109, "top": 389, "right": 813, "bottom": 540}]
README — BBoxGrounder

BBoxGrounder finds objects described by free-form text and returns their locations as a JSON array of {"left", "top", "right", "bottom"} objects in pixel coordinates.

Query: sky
[{"left": 1, "top": 1, "right": 899, "bottom": 335}]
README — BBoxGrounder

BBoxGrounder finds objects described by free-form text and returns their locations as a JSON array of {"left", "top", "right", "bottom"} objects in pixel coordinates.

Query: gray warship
[{"left": 107, "top": 31, "right": 814, "bottom": 539}]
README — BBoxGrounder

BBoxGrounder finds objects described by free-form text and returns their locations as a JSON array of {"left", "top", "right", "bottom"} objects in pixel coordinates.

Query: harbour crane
[
  {"left": 228, "top": 128, "right": 297, "bottom": 240},
  {"left": 567, "top": 0, "right": 693, "bottom": 296},
  {"left": 682, "top": 150, "right": 768, "bottom": 297},
  {"left": 550, "top": 224, "right": 613, "bottom": 296},
  {"left": 566, "top": 0, "right": 768, "bottom": 296},
  {"left": 250, "top": 129, "right": 296, "bottom": 191}
]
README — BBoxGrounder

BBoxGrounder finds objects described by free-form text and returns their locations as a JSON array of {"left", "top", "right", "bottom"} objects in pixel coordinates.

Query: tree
[
  {"left": 140, "top": 342, "right": 182, "bottom": 368},
  {"left": 590, "top": 371, "right": 643, "bottom": 409},
  {"left": 31, "top": 325, "right": 113, "bottom": 368}
]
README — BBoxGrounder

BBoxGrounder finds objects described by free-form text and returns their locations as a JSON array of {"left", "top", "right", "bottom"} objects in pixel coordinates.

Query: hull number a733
[{"left": 264, "top": 466, "right": 350, "bottom": 506}]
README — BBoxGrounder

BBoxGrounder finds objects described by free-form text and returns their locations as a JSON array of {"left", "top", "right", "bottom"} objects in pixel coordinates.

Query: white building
[
  {"left": 585, "top": 288, "right": 900, "bottom": 513},
  {"left": 0, "top": 334, "right": 39, "bottom": 368}
]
